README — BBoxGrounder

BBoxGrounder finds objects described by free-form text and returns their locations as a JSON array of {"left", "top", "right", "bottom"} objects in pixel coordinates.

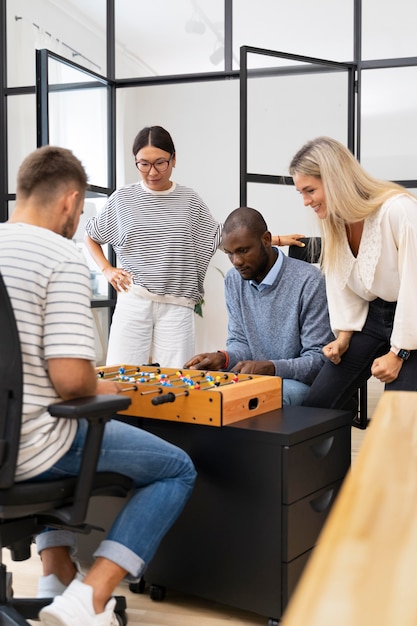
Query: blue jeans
[
  {"left": 34, "top": 419, "right": 196, "bottom": 579},
  {"left": 282, "top": 379, "right": 311, "bottom": 405},
  {"left": 302, "top": 298, "right": 417, "bottom": 410}
]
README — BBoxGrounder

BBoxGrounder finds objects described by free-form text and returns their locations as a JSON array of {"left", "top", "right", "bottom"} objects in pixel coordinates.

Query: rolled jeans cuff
[
  {"left": 94, "top": 539, "right": 145, "bottom": 581},
  {"left": 35, "top": 530, "right": 78, "bottom": 557}
]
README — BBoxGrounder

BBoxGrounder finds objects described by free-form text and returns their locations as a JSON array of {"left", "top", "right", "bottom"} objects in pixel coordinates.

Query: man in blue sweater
[{"left": 184, "top": 207, "right": 334, "bottom": 405}]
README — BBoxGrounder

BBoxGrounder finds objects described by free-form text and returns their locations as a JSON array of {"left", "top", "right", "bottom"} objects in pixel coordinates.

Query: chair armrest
[
  {"left": 48, "top": 395, "right": 131, "bottom": 420},
  {"left": 46, "top": 394, "right": 132, "bottom": 525}
]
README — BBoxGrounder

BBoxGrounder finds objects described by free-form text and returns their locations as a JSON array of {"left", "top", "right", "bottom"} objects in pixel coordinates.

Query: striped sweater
[
  {"left": 0, "top": 223, "right": 95, "bottom": 481},
  {"left": 85, "top": 181, "right": 222, "bottom": 304}
]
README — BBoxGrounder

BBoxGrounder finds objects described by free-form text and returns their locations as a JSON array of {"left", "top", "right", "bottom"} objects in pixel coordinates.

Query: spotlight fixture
[
  {"left": 185, "top": 19, "right": 206, "bottom": 34},
  {"left": 209, "top": 45, "right": 224, "bottom": 65}
]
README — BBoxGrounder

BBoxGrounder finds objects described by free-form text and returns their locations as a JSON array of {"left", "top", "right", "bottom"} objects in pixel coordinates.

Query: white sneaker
[
  {"left": 39, "top": 579, "right": 118, "bottom": 626},
  {"left": 37, "top": 562, "right": 84, "bottom": 598},
  {"left": 37, "top": 571, "right": 84, "bottom": 598}
]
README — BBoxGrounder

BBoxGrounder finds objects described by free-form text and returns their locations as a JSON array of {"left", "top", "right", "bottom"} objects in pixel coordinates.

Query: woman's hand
[
  {"left": 280, "top": 234, "right": 306, "bottom": 247},
  {"left": 322, "top": 331, "right": 353, "bottom": 365},
  {"left": 371, "top": 352, "right": 403, "bottom": 383},
  {"left": 102, "top": 267, "right": 133, "bottom": 292},
  {"left": 272, "top": 234, "right": 306, "bottom": 247}
]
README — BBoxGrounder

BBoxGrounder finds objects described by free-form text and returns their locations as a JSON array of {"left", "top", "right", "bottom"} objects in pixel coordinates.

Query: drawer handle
[
  {"left": 310, "top": 435, "right": 334, "bottom": 459},
  {"left": 310, "top": 489, "right": 334, "bottom": 513}
]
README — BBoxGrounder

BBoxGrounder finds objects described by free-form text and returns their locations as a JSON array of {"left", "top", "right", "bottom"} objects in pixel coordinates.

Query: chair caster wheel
[
  {"left": 268, "top": 619, "right": 279, "bottom": 626},
  {"left": 129, "top": 578, "right": 146, "bottom": 594},
  {"left": 149, "top": 584, "right": 166, "bottom": 601}
]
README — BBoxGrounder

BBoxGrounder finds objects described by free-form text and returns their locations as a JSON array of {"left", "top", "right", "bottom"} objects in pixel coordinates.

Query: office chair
[
  {"left": 288, "top": 238, "right": 369, "bottom": 429},
  {"left": 0, "top": 271, "right": 133, "bottom": 625}
]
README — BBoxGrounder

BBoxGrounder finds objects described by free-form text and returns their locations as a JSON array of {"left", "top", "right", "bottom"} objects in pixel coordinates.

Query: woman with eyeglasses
[
  {"left": 84, "top": 125, "right": 223, "bottom": 368},
  {"left": 85, "top": 125, "right": 304, "bottom": 368}
]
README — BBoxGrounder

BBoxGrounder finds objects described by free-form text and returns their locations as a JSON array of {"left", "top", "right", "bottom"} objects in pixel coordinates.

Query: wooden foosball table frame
[{"left": 97, "top": 365, "right": 282, "bottom": 426}]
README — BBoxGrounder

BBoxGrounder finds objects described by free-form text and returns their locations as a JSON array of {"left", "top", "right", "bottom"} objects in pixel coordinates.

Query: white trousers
[{"left": 106, "top": 288, "right": 195, "bottom": 369}]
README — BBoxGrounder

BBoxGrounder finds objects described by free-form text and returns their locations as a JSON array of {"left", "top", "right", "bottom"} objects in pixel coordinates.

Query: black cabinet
[{"left": 140, "top": 406, "right": 351, "bottom": 622}]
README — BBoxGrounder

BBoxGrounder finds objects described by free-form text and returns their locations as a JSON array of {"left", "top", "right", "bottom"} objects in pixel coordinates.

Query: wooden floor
[{"left": 2, "top": 378, "right": 384, "bottom": 626}]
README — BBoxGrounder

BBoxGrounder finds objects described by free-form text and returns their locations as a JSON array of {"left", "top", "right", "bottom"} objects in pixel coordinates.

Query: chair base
[{"left": 0, "top": 603, "right": 33, "bottom": 625}]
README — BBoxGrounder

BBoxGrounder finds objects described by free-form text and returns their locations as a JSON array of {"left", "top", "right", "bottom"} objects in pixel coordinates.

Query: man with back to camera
[
  {"left": 184, "top": 206, "right": 334, "bottom": 405},
  {"left": 0, "top": 145, "right": 196, "bottom": 626}
]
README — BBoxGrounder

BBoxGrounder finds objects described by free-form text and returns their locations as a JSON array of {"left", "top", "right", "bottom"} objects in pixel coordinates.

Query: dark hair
[
  {"left": 223, "top": 207, "right": 268, "bottom": 238},
  {"left": 132, "top": 126, "right": 176, "bottom": 156},
  {"left": 16, "top": 145, "right": 88, "bottom": 200}
]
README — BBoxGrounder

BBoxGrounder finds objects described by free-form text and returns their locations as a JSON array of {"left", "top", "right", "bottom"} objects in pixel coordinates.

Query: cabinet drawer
[
  {"left": 282, "top": 424, "right": 350, "bottom": 503},
  {"left": 281, "top": 549, "right": 313, "bottom": 611},
  {"left": 282, "top": 480, "right": 343, "bottom": 562}
]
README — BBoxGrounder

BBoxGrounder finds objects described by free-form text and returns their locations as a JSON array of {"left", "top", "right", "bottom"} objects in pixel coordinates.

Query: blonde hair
[{"left": 289, "top": 136, "right": 412, "bottom": 271}]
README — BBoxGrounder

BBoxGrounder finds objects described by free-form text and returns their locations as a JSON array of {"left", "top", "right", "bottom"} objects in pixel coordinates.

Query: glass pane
[
  {"left": 92, "top": 307, "right": 110, "bottom": 366},
  {"left": 48, "top": 57, "right": 109, "bottom": 188},
  {"left": 7, "top": 0, "right": 107, "bottom": 88},
  {"left": 7, "top": 94, "right": 37, "bottom": 192},
  {"left": 247, "top": 183, "right": 321, "bottom": 242},
  {"left": 360, "top": 68, "right": 417, "bottom": 181},
  {"left": 115, "top": 0, "right": 224, "bottom": 78},
  {"left": 246, "top": 64, "right": 349, "bottom": 176},
  {"left": 74, "top": 196, "right": 111, "bottom": 300},
  {"left": 7, "top": 201, "right": 16, "bottom": 221},
  {"left": 362, "top": 0, "right": 417, "bottom": 59},
  {"left": 115, "top": 80, "right": 239, "bottom": 217},
  {"left": 234, "top": 0, "right": 353, "bottom": 70}
]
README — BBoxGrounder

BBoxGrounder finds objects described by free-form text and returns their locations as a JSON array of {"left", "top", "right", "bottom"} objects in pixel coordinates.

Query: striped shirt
[
  {"left": 85, "top": 181, "right": 222, "bottom": 304},
  {"left": 0, "top": 223, "right": 95, "bottom": 481}
]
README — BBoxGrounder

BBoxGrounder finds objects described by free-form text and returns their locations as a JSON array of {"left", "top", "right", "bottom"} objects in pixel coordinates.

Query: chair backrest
[
  {"left": 0, "top": 273, "right": 23, "bottom": 488},
  {"left": 288, "top": 237, "right": 322, "bottom": 264}
]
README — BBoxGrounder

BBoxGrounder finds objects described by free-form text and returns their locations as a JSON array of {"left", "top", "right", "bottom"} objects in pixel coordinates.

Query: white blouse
[{"left": 326, "top": 193, "right": 417, "bottom": 351}]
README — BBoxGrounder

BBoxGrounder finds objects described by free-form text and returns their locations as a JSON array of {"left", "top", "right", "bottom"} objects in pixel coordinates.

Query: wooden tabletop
[{"left": 281, "top": 390, "right": 417, "bottom": 626}]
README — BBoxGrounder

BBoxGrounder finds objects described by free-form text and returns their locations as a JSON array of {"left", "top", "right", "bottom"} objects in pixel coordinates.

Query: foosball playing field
[{"left": 97, "top": 365, "right": 282, "bottom": 426}]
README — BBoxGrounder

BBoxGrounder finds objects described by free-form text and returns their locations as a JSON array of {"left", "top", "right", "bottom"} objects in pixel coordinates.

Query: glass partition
[
  {"left": 234, "top": 0, "right": 353, "bottom": 70},
  {"left": 44, "top": 55, "right": 111, "bottom": 188},
  {"left": 247, "top": 182, "right": 320, "bottom": 239},
  {"left": 7, "top": 0, "right": 107, "bottom": 88},
  {"left": 73, "top": 196, "right": 110, "bottom": 301},
  {"left": 115, "top": 0, "right": 224, "bottom": 78},
  {"left": 36, "top": 48, "right": 115, "bottom": 308},
  {"left": 362, "top": 0, "right": 416, "bottom": 60},
  {"left": 240, "top": 46, "right": 354, "bottom": 207},
  {"left": 246, "top": 70, "right": 350, "bottom": 176},
  {"left": 7, "top": 94, "right": 37, "bottom": 192},
  {"left": 360, "top": 67, "right": 417, "bottom": 181}
]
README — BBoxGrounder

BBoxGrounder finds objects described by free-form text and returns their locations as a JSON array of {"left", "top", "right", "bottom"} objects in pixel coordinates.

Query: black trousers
[{"left": 303, "top": 298, "right": 417, "bottom": 411}]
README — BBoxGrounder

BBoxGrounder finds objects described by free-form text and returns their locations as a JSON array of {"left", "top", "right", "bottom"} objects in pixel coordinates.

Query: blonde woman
[{"left": 289, "top": 136, "right": 417, "bottom": 410}]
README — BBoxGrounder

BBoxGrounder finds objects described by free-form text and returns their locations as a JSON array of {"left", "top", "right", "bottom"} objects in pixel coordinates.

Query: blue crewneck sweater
[{"left": 224, "top": 253, "right": 334, "bottom": 385}]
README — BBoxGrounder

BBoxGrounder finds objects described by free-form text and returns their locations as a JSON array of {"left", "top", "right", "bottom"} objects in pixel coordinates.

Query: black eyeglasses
[{"left": 135, "top": 155, "right": 173, "bottom": 173}]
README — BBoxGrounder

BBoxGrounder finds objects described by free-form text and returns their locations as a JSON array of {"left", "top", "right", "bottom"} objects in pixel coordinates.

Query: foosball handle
[{"left": 152, "top": 392, "right": 176, "bottom": 405}]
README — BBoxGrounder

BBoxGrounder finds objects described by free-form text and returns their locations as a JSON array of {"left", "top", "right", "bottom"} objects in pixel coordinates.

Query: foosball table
[{"left": 97, "top": 365, "right": 282, "bottom": 426}]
